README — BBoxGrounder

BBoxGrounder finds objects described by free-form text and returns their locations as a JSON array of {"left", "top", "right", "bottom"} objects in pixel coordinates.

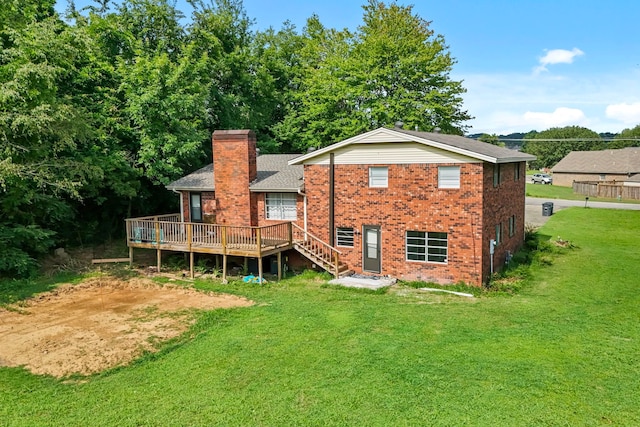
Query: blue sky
[{"left": 56, "top": 0, "right": 640, "bottom": 135}]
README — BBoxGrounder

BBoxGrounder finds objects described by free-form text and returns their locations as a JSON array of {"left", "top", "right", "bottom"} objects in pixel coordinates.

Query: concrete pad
[{"left": 329, "top": 275, "right": 396, "bottom": 290}]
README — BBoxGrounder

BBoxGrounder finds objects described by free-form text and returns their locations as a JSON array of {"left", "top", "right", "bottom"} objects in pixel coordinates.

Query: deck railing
[{"left": 125, "top": 215, "right": 294, "bottom": 255}]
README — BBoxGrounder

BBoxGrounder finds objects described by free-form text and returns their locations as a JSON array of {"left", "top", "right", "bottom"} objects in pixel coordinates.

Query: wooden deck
[{"left": 125, "top": 214, "right": 294, "bottom": 281}]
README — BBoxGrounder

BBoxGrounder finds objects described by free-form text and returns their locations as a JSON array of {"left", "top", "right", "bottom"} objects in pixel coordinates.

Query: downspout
[
  {"left": 298, "top": 188, "right": 308, "bottom": 234},
  {"left": 329, "top": 153, "right": 335, "bottom": 246}
]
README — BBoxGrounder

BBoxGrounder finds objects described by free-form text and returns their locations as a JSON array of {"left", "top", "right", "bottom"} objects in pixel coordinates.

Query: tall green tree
[
  {"left": 250, "top": 22, "right": 304, "bottom": 152},
  {"left": 522, "top": 126, "right": 603, "bottom": 169},
  {"left": 274, "top": 1, "right": 471, "bottom": 151},
  {"left": 609, "top": 124, "right": 640, "bottom": 149},
  {"left": 0, "top": 16, "right": 98, "bottom": 276}
]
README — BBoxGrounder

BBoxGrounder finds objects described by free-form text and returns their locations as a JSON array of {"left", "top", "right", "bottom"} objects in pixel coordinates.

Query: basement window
[
  {"left": 336, "top": 227, "right": 354, "bottom": 247},
  {"left": 369, "top": 167, "right": 388, "bottom": 188},
  {"left": 406, "top": 231, "right": 448, "bottom": 264},
  {"left": 265, "top": 193, "right": 297, "bottom": 220}
]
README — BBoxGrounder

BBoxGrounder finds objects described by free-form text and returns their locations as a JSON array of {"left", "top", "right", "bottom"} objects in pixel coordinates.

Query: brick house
[
  {"left": 551, "top": 147, "right": 640, "bottom": 187},
  {"left": 164, "top": 127, "right": 535, "bottom": 285}
]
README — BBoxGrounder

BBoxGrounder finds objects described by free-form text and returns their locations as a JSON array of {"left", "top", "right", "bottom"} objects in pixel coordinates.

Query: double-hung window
[
  {"left": 493, "top": 164, "right": 502, "bottom": 187},
  {"left": 508, "top": 215, "right": 516, "bottom": 237},
  {"left": 369, "top": 167, "right": 388, "bottom": 188},
  {"left": 265, "top": 193, "right": 297, "bottom": 220},
  {"left": 406, "top": 231, "right": 448, "bottom": 263},
  {"left": 190, "top": 192, "right": 202, "bottom": 222},
  {"left": 438, "top": 166, "right": 460, "bottom": 189}
]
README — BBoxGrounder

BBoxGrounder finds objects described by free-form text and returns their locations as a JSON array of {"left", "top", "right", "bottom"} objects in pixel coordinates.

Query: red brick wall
[
  {"left": 482, "top": 162, "right": 526, "bottom": 281},
  {"left": 304, "top": 162, "right": 486, "bottom": 285},
  {"left": 212, "top": 130, "right": 258, "bottom": 226}
]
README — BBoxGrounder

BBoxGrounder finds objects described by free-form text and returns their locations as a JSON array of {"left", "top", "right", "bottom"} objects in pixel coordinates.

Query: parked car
[{"left": 532, "top": 173, "right": 553, "bottom": 184}]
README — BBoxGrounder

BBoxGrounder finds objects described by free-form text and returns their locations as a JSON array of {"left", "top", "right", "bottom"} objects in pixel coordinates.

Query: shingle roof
[
  {"left": 251, "top": 154, "right": 304, "bottom": 191},
  {"left": 395, "top": 129, "right": 536, "bottom": 163},
  {"left": 166, "top": 154, "right": 304, "bottom": 192},
  {"left": 289, "top": 127, "right": 536, "bottom": 165},
  {"left": 166, "top": 164, "right": 214, "bottom": 191},
  {"left": 551, "top": 147, "right": 640, "bottom": 174}
]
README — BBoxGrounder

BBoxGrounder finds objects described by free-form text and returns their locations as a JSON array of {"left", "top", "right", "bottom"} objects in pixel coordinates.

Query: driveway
[{"left": 525, "top": 197, "right": 640, "bottom": 226}]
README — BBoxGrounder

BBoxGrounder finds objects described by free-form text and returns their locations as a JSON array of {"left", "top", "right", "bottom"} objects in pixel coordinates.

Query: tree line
[
  {"left": 479, "top": 125, "right": 640, "bottom": 169},
  {"left": 0, "top": 0, "right": 470, "bottom": 277}
]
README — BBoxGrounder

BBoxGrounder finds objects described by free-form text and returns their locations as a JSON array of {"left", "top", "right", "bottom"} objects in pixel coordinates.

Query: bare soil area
[{"left": 0, "top": 277, "right": 253, "bottom": 378}]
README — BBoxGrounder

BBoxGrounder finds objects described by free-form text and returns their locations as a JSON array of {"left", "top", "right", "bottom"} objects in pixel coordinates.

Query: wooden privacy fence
[{"left": 573, "top": 181, "right": 640, "bottom": 200}]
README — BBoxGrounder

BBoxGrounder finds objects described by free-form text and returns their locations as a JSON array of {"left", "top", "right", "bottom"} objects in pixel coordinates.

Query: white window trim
[
  {"left": 265, "top": 193, "right": 297, "bottom": 220},
  {"left": 369, "top": 166, "right": 388, "bottom": 188},
  {"left": 406, "top": 231, "right": 448, "bottom": 264}
]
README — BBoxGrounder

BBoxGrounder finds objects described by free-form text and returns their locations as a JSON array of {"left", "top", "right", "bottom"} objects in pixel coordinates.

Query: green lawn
[
  {"left": 526, "top": 182, "right": 640, "bottom": 203},
  {"left": 2, "top": 208, "right": 640, "bottom": 426},
  {"left": 525, "top": 167, "right": 638, "bottom": 203}
]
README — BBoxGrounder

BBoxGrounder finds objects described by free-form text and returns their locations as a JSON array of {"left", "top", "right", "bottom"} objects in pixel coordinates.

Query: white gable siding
[{"left": 304, "top": 142, "right": 479, "bottom": 165}]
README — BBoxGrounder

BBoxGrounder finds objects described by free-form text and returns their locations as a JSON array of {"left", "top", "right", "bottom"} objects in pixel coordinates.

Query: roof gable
[{"left": 289, "top": 127, "right": 536, "bottom": 165}]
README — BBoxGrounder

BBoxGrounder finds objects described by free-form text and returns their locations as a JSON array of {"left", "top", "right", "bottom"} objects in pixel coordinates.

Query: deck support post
[
  {"left": 129, "top": 246, "right": 133, "bottom": 267},
  {"left": 277, "top": 251, "right": 282, "bottom": 280},
  {"left": 189, "top": 251, "right": 194, "bottom": 279},
  {"left": 157, "top": 248, "right": 161, "bottom": 272},
  {"left": 222, "top": 254, "right": 227, "bottom": 283},
  {"left": 258, "top": 257, "right": 263, "bottom": 284}
]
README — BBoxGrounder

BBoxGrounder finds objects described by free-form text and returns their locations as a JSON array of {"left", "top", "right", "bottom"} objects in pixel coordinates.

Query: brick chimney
[{"left": 212, "top": 130, "right": 258, "bottom": 226}]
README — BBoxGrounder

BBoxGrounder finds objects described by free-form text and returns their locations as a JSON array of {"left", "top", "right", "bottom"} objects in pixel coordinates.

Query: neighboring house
[
  {"left": 624, "top": 174, "right": 640, "bottom": 187},
  {"left": 551, "top": 147, "right": 640, "bottom": 187},
  {"left": 157, "top": 127, "right": 535, "bottom": 286}
]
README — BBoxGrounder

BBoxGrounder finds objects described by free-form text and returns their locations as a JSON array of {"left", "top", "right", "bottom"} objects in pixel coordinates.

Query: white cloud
[
  {"left": 457, "top": 70, "right": 640, "bottom": 134},
  {"left": 534, "top": 48, "right": 584, "bottom": 73},
  {"left": 523, "top": 107, "right": 587, "bottom": 128},
  {"left": 605, "top": 102, "right": 640, "bottom": 124}
]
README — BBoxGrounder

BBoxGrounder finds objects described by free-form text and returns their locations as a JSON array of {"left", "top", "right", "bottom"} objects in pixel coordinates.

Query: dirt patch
[{"left": 0, "top": 277, "right": 253, "bottom": 378}]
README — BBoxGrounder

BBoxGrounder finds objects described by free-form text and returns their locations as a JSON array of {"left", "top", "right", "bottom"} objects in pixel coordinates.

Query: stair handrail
[
  {"left": 291, "top": 223, "right": 342, "bottom": 255},
  {"left": 291, "top": 223, "right": 343, "bottom": 277}
]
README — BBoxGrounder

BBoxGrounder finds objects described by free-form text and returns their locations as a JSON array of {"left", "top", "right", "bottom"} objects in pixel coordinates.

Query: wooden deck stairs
[{"left": 292, "top": 224, "right": 352, "bottom": 278}]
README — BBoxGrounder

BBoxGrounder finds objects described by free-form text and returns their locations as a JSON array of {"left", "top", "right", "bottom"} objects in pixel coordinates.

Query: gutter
[{"left": 298, "top": 187, "right": 308, "bottom": 234}]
